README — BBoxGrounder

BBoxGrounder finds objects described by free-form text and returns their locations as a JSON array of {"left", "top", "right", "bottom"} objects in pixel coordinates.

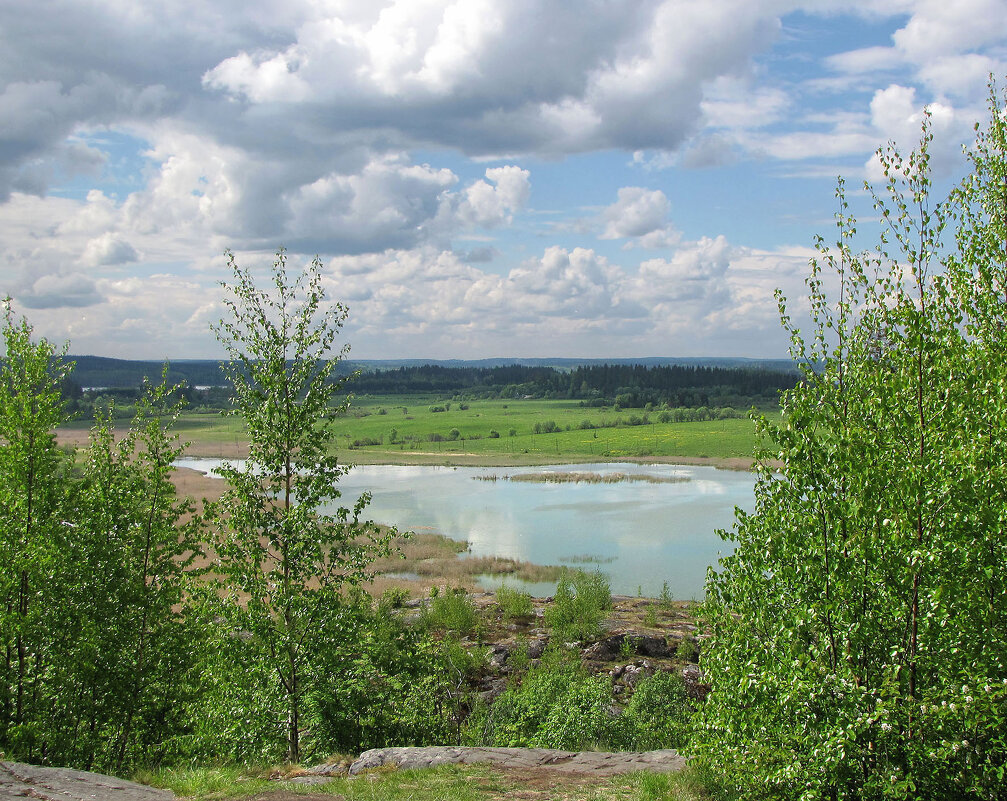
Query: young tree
[
  {"left": 209, "top": 249, "right": 391, "bottom": 763},
  {"left": 692, "top": 96, "right": 1007, "bottom": 799},
  {"left": 0, "top": 300, "right": 73, "bottom": 757}
]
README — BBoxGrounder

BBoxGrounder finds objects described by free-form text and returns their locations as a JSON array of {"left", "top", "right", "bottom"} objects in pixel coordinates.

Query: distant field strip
[{"left": 162, "top": 395, "right": 776, "bottom": 462}]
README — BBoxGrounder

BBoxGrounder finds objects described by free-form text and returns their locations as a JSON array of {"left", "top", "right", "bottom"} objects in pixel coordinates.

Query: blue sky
[{"left": 1, "top": 1, "right": 1004, "bottom": 359}]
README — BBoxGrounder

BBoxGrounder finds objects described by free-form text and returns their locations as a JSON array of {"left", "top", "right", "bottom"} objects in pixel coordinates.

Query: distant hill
[
  {"left": 65, "top": 356, "right": 230, "bottom": 389},
  {"left": 64, "top": 354, "right": 797, "bottom": 389}
]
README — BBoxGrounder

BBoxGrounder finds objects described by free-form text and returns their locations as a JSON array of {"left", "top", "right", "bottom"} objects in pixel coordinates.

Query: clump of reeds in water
[{"left": 473, "top": 471, "right": 689, "bottom": 484}]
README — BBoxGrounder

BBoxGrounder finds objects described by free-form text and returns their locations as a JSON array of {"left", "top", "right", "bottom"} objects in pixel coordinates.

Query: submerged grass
[
  {"left": 369, "top": 531, "right": 565, "bottom": 596},
  {"left": 474, "top": 471, "right": 689, "bottom": 484}
]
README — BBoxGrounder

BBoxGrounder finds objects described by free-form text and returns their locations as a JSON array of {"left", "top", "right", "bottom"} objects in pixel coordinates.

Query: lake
[{"left": 176, "top": 459, "right": 754, "bottom": 599}]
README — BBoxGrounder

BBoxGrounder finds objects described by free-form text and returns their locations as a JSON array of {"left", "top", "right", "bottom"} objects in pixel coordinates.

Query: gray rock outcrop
[
  {"left": 347, "top": 746, "right": 685, "bottom": 777},
  {"left": 0, "top": 761, "right": 174, "bottom": 801}
]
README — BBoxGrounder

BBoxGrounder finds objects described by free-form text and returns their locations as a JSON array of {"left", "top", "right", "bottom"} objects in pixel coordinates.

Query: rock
[
  {"left": 284, "top": 775, "right": 334, "bottom": 785},
  {"left": 582, "top": 634, "right": 625, "bottom": 661},
  {"left": 478, "top": 677, "right": 508, "bottom": 702},
  {"left": 682, "top": 663, "right": 710, "bottom": 701},
  {"left": 621, "top": 662, "right": 654, "bottom": 686},
  {"left": 583, "top": 633, "right": 672, "bottom": 662},
  {"left": 348, "top": 746, "right": 684, "bottom": 777},
  {"left": 297, "top": 760, "right": 351, "bottom": 777},
  {"left": 635, "top": 636, "right": 672, "bottom": 658},
  {"left": 488, "top": 644, "right": 510, "bottom": 668},
  {"left": 0, "top": 761, "right": 174, "bottom": 801},
  {"left": 525, "top": 638, "right": 547, "bottom": 659}
]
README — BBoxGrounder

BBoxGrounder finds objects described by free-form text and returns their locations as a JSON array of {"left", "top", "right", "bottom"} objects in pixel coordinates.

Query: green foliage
[
  {"left": 421, "top": 589, "right": 480, "bottom": 635},
  {"left": 675, "top": 638, "right": 699, "bottom": 663},
  {"left": 0, "top": 304, "right": 199, "bottom": 771},
  {"left": 544, "top": 570, "right": 611, "bottom": 642},
  {"left": 692, "top": 90, "right": 1007, "bottom": 799},
  {"left": 306, "top": 598, "right": 468, "bottom": 754},
  {"left": 379, "top": 586, "right": 411, "bottom": 610},
  {"left": 495, "top": 584, "right": 533, "bottom": 621},
  {"left": 464, "top": 648, "right": 620, "bottom": 750},
  {"left": 622, "top": 671, "right": 692, "bottom": 750},
  {"left": 207, "top": 249, "right": 393, "bottom": 762}
]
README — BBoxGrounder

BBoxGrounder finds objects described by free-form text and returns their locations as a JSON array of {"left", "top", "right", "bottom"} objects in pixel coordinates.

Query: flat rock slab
[
  {"left": 348, "top": 746, "right": 685, "bottom": 777},
  {"left": 0, "top": 761, "right": 174, "bottom": 801}
]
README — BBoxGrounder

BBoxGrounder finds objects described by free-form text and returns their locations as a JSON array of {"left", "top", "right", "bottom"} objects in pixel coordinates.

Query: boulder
[
  {"left": 0, "top": 761, "right": 174, "bottom": 801},
  {"left": 348, "top": 746, "right": 684, "bottom": 777}
]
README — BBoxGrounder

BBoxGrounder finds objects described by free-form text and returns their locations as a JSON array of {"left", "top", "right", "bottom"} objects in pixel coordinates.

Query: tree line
[
  {"left": 348, "top": 361, "right": 798, "bottom": 407},
  {"left": 50, "top": 358, "right": 798, "bottom": 419}
]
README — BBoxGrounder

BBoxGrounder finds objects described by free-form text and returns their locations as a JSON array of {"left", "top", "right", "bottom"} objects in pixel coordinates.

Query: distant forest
[{"left": 55, "top": 355, "right": 799, "bottom": 418}]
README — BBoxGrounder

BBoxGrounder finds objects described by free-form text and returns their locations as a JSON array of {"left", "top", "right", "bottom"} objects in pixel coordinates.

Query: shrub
[
  {"left": 496, "top": 584, "right": 533, "bottom": 621},
  {"left": 622, "top": 671, "right": 692, "bottom": 750},
  {"left": 465, "top": 649, "right": 620, "bottom": 750},
  {"left": 421, "top": 590, "right": 479, "bottom": 635},
  {"left": 378, "top": 586, "right": 410, "bottom": 610},
  {"left": 544, "top": 570, "right": 611, "bottom": 642}
]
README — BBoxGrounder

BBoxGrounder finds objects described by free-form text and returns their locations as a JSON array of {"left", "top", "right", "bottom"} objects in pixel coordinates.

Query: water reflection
[{"left": 175, "top": 459, "right": 753, "bottom": 599}]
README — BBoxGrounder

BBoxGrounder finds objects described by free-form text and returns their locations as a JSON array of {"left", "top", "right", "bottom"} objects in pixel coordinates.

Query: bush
[
  {"left": 465, "top": 649, "right": 620, "bottom": 750},
  {"left": 378, "top": 586, "right": 410, "bottom": 610},
  {"left": 306, "top": 601, "right": 463, "bottom": 752},
  {"left": 544, "top": 570, "right": 611, "bottom": 642},
  {"left": 421, "top": 590, "right": 479, "bottom": 635},
  {"left": 692, "top": 96, "right": 1007, "bottom": 799},
  {"left": 622, "top": 670, "right": 692, "bottom": 750},
  {"left": 496, "top": 584, "right": 533, "bottom": 621}
]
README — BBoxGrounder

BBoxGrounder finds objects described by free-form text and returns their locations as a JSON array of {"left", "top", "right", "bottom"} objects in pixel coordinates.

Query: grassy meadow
[{"left": 165, "top": 394, "right": 775, "bottom": 465}]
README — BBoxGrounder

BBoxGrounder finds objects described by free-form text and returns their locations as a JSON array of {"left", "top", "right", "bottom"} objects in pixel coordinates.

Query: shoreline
[{"left": 56, "top": 428, "right": 761, "bottom": 471}]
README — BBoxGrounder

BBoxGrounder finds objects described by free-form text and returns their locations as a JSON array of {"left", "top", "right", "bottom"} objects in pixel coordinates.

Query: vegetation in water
[{"left": 474, "top": 471, "right": 690, "bottom": 484}]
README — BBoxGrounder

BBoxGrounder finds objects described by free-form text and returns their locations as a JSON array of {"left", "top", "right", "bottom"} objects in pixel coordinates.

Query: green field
[{"left": 169, "top": 394, "right": 775, "bottom": 464}]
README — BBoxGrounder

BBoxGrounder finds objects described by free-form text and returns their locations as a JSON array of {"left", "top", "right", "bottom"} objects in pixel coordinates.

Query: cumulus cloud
[
  {"left": 82, "top": 233, "right": 138, "bottom": 267},
  {"left": 451, "top": 166, "right": 531, "bottom": 229},
  {"left": 600, "top": 187, "right": 679, "bottom": 248},
  {"left": 201, "top": 0, "right": 781, "bottom": 157},
  {"left": 19, "top": 272, "right": 102, "bottom": 309},
  {"left": 1, "top": 1, "right": 1004, "bottom": 359}
]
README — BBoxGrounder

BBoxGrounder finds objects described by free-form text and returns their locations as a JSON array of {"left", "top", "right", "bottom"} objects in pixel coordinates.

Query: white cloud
[
  {"left": 449, "top": 166, "right": 531, "bottom": 229},
  {"left": 82, "top": 233, "right": 138, "bottom": 267},
  {"left": 825, "top": 46, "right": 904, "bottom": 75},
  {"left": 600, "top": 187, "right": 680, "bottom": 248},
  {"left": 892, "top": 0, "right": 1007, "bottom": 61},
  {"left": 602, "top": 188, "right": 670, "bottom": 239}
]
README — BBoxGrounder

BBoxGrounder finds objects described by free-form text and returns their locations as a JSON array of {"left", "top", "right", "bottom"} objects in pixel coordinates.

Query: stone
[
  {"left": 0, "top": 761, "right": 174, "bottom": 801},
  {"left": 348, "top": 746, "right": 685, "bottom": 777},
  {"left": 682, "top": 663, "right": 710, "bottom": 701}
]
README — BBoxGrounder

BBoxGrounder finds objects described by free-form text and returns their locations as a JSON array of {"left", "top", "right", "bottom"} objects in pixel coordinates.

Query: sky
[{"left": 1, "top": 0, "right": 1005, "bottom": 360}]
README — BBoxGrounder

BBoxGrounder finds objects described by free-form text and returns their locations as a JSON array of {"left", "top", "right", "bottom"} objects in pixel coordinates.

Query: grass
[
  {"left": 368, "top": 531, "right": 567, "bottom": 597},
  {"left": 139, "top": 763, "right": 717, "bottom": 800},
  {"left": 156, "top": 395, "right": 774, "bottom": 465}
]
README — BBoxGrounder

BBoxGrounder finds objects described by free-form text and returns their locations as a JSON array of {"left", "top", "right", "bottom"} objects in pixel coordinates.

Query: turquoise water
[{"left": 176, "top": 459, "right": 754, "bottom": 599}]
